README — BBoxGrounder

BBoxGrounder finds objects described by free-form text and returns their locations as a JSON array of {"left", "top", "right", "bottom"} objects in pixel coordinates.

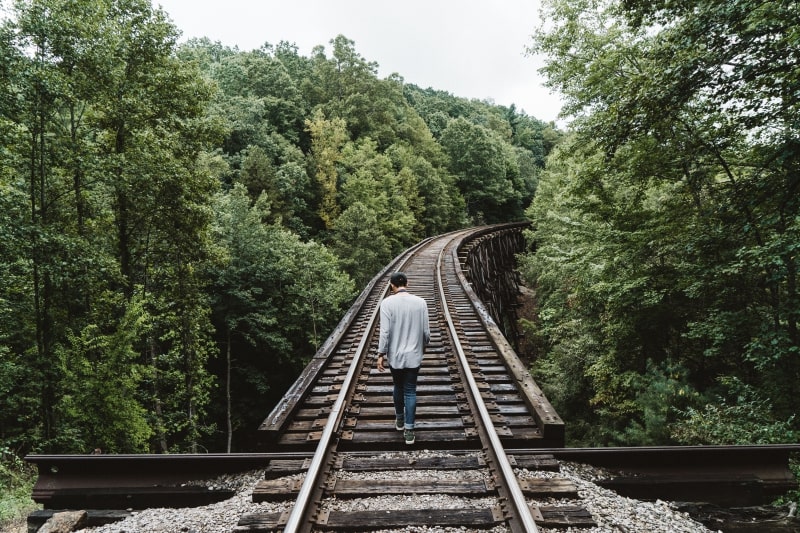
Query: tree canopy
[
  {"left": 520, "top": 0, "right": 799, "bottom": 446},
  {"left": 0, "top": 0, "right": 558, "bottom": 455}
]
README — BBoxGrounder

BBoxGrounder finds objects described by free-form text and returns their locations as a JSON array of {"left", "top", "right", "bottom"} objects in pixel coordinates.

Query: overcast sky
[{"left": 155, "top": 0, "right": 564, "bottom": 124}]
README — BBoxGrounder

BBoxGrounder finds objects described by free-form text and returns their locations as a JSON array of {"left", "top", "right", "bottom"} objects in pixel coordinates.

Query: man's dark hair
[{"left": 390, "top": 272, "right": 408, "bottom": 287}]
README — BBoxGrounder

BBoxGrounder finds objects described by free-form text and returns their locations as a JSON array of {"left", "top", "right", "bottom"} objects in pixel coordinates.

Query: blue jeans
[{"left": 389, "top": 366, "right": 420, "bottom": 429}]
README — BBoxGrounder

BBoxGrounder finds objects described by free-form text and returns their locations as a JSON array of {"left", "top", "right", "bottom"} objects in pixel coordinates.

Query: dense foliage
[
  {"left": 519, "top": 0, "right": 799, "bottom": 446},
  {"left": 0, "top": 446, "right": 36, "bottom": 529},
  {"left": 0, "top": 0, "right": 555, "bottom": 456}
]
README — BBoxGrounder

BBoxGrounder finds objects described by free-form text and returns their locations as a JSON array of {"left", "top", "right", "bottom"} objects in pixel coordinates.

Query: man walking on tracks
[{"left": 376, "top": 272, "right": 430, "bottom": 445}]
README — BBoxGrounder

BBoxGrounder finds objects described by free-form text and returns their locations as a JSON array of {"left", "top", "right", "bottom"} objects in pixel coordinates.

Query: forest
[
  {"left": 0, "top": 0, "right": 559, "bottom": 469},
  {"left": 1, "top": 0, "right": 798, "bottom": 492},
  {"left": 518, "top": 0, "right": 799, "bottom": 448},
  {"left": 2, "top": 0, "right": 799, "bottom": 524}
]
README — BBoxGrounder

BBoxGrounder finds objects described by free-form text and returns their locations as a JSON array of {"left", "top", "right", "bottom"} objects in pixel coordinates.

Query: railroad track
[
  {"left": 258, "top": 224, "right": 562, "bottom": 451},
  {"left": 24, "top": 224, "right": 800, "bottom": 532},
  {"left": 244, "top": 224, "right": 574, "bottom": 532},
  {"left": 25, "top": 445, "right": 800, "bottom": 530}
]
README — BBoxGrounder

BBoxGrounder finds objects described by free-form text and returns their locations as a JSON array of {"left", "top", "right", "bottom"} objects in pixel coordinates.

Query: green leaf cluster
[
  {"left": 672, "top": 377, "right": 797, "bottom": 446},
  {"left": 521, "top": 0, "right": 800, "bottom": 446},
  {"left": 0, "top": 446, "right": 37, "bottom": 530},
  {"left": 1, "top": 1, "right": 559, "bottom": 458}
]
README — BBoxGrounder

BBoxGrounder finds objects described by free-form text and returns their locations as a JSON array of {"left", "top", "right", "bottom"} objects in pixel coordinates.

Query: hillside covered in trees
[
  {"left": 0, "top": 0, "right": 559, "bottom": 457},
  {"left": 2, "top": 0, "right": 796, "bottom": 478},
  {"left": 518, "top": 0, "right": 799, "bottom": 448}
]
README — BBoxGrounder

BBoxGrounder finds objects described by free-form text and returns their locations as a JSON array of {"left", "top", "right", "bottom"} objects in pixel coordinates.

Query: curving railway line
[
  {"left": 24, "top": 223, "right": 800, "bottom": 533},
  {"left": 246, "top": 223, "right": 569, "bottom": 532},
  {"left": 257, "top": 223, "right": 562, "bottom": 453}
]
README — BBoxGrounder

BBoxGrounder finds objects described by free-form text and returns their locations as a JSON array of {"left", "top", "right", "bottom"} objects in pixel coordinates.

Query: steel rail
[
  {"left": 435, "top": 241, "right": 540, "bottom": 533},
  {"left": 282, "top": 276, "right": 385, "bottom": 533}
]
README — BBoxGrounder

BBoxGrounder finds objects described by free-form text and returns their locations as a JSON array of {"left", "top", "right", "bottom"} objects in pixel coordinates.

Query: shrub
[
  {"left": 671, "top": 377, "right": 798, "bottom": 445},
  {"left": 0, "top": 447, "right": 38, "bottom": 529}
]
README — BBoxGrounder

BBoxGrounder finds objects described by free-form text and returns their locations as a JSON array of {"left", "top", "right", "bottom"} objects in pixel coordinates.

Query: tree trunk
[
  {"left": 149, "top": 337, "right": 169, "bottom": 453},
  {"left": 227, "top": 328, "right": 232, "bottom": 453}
]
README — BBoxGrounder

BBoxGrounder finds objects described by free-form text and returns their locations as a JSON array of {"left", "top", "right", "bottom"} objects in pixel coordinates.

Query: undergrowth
[
  {"left": 774, "top": 455, "right": 800, "bottom": 508},
  {"left": 0, "top": 447, "right": 38, "bottom": 531}
]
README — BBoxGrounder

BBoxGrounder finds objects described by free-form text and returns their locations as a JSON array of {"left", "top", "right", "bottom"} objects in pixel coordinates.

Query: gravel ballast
[{"left": 72, "top": 451, "right": 721, "bottom": 533}]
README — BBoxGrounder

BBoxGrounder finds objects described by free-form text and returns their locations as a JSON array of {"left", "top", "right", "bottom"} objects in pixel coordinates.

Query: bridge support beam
[
  {"left": 458, "top": 223, "right": 528, "bottom": 349},
  {"left": 454, "top": 223, "right": 564, "bottom": 445}
]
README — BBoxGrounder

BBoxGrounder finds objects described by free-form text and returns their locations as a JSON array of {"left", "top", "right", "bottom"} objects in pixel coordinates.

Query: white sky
[{"left": 155, "top": 0, "right": 565, "bottom": 124}]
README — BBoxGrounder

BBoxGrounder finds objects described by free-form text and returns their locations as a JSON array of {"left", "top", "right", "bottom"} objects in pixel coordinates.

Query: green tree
[
  {"left": 208, "top": 185, "right": 282, "bottom": 451},
  {"left": 56, "top": 301, "right": 153, "bottom": 452},
  {"left": 275, "top": 235, "right": 355, "bottom": 354},
  {"left": 672, "top": 377, "right": 797, "bottom": 446},
  {"left": 384, "top": 134, "right": 466, "bottom": 236},
  {"left": 439, "top": 117, "right": 522, "bottom": 223},
  {"left": 235, "top": 137, "right": 314, "bottom": 234},
  {"left": 5, "top": 0, "right": 141, "bottom": 450},
  {"left": 206, "top": 47, "right": 306, "bottom": 150},
  {"left": 522, "top": 0, "right": 800, "bottom": 444},
  {"left": 338, "top": 138, "right": 418, "bottom": 248},
  {"left": 310, "top": 36, "right": 384, "bottom": 141},
  {"left": 306, "top": 108, "right": 348, "bottom": 229},
  {"left": 207, "top": 184, "right": 354, "bottom": 450},
  {"left": 0, "top": 177, "right": 38, "bottom": 451},
  {"left": 331, "top": 202, "right": 393, "bottom": 287},
  {"left": 1, "top": 0, "right": 220, "bottom": 454}
]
